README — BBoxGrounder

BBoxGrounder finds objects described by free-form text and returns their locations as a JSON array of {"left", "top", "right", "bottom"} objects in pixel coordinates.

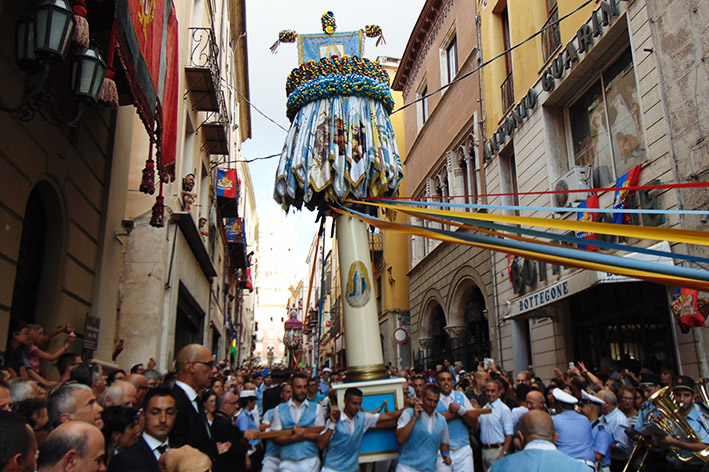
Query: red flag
[{"left": 576, "top": 193, "right": 599, "bottom": 250}]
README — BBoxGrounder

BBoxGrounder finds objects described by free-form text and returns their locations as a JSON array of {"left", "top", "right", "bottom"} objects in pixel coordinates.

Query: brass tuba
[
  {"left": 645, "top": 386, "right": 709, "bottom": 463},
  {"left": 695, "top": 378, "right": 709, "bottom": 405}
]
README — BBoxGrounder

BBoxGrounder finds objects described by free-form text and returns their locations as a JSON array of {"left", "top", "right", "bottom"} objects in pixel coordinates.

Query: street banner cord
[
  {"left": 332, "top": 205, "right": 709, "bottom": 292},
  {"left": 366, "top": 202, "right": 709, "bottom": 266},
  {"left": 351, "top": 200, "right": 709, "bottom": 247},
  {"left": 375, "top": 198, "right": 709, "bottom": 216},
  {"left": 361, "top": 180, "right": 709, "bottom": 200}
]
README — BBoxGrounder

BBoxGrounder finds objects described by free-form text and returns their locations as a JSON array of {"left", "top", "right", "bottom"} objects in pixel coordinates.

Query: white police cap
[
  {"left": 581, "top": 389, "right": 605, "bottom": 405},
  {"left": 552, "top": 387, "right": 578, "bottom": 404}
]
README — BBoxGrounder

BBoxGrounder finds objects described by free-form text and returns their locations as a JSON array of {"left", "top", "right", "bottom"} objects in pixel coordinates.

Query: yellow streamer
[
  {"left": 332, "top": 206, "right": 709, "bottom": 292},
  {"left": 349, "top": 200, "right": 709, "bottom": 247}
]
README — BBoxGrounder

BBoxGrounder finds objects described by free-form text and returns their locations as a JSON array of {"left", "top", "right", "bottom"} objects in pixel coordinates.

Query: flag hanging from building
[
  {"left": 217, "top": 169, "right": 238, "bottom": 198},
  {"left": 114, "top": 0, "right": 179, "bottom": 181},
  {"left": 576, "top": 193, "right": 599, "bottom": 250},
  {"left": 671, "top": 287, "right": 705, "bottom": 331},
  {"left": 612, "top": 164, "right": 642, "bottom": 224}
]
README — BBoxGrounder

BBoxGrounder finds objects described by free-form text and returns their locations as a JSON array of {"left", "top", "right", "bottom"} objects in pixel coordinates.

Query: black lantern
[
  {"left": 73, "top": 46, "right": 107, "bottom": 102},
  {"left": 15, "top": 13, "right": 39, "bottom": 70},
  {"left": 33, "top": 0, "right": 75, "bottom": 61}
]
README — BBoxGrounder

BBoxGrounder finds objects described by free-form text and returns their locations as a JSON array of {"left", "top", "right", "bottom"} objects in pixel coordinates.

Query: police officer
[
  {"left": 551, "top": 388, "right": 596, "bottom": 469},
  {"left": 579, "top": 390, "right": 612, "bottom": 472},
  {"left": 626, "top": 372, "right": 666, "bottom": 472},
  {"left": 659, "top": 376, "right": 709, "bottom": 471}
]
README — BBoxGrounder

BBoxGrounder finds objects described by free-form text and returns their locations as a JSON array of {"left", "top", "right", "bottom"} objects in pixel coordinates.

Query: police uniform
[
  {"left": 630, "top": 373, "right": 666, "bottom": 472},
  {"left": 581, "top": 390, "right": 612, "bottom": 472},
  {"left": 551, "top": 389, "right": 596, "bottom": 469},
  {"left": 666, "top": 376, "right": 709, "bottom": 472}
]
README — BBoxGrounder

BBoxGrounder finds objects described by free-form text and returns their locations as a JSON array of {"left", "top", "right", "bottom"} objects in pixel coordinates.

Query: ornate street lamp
[{"left": 0, "top": 0, "right": 106, "bottom": 125}]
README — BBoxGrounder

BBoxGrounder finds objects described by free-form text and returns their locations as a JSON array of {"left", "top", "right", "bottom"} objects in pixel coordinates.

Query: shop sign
[
  {"left": 484, "top": 0, "right": 627, "bottom": 159},
  {"left": 509, "top": 270, "right": 596, "bottom": 317},
  {"left": 83, "top": 314, "right": 100, "bottom": 350},
  {"left": 510, "top": 258, "right": 540, "bottom": 294}
]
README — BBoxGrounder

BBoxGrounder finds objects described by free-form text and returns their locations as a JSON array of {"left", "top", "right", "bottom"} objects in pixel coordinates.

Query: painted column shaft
[{"left": 336, "top": 214, "right": 385, "bottom": 375}]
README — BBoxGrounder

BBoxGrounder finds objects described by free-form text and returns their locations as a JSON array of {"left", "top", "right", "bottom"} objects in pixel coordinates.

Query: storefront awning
[{"left": 506, "top": 241, "right": 675, "bottom": 319}]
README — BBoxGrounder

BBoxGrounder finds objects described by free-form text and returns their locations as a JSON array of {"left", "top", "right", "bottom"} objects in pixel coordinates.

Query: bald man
[
  {"left": 125, "top": 374, "right": 149, "bottom": 409},
  {"left": 169, "top": 344, "right": 217, "bottom": 461},
  {"left": 489, "top": 410, "right": 591, "bottom": 472},
  {"left": 37, "top": 421, "right": 106, "bottom": 472},
  {"left": 525, "top": 391, "right": 547, "bottom": 412}
]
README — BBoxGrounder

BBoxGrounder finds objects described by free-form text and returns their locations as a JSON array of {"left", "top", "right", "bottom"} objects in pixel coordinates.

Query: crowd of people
[{"left": 2, "top": 318, "right": 708, "bottom": 472}]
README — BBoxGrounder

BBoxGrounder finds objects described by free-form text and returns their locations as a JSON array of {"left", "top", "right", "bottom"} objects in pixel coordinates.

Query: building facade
[
  {"left": 479, "top": 0, "right": 709, "bottom": 380},
  {"left": 393, "top": 0, "right": 493, "bottom": 371}
]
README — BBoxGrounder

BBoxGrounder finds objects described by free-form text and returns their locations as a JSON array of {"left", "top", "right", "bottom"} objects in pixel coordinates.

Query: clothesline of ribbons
[
  {"left": 360, "top": 180, "right": 709, "bottom": 200},
  {"left": 332, "top": 200, "right": 709, "bottom": 292}
]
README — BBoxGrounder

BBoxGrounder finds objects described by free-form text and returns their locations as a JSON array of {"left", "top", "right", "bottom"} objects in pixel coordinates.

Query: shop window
[{"left": 567, "top": 49, "right": 645, "bottom": 188}]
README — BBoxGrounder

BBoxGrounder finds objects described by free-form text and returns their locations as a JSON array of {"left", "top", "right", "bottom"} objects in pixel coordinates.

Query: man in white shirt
[
  {"left": 270, "top": 373, "right": 325, "bottom": 472},
  {"left": 396, "top": 384, "right": 452, "bottom": 472},
  {"left": 478, "top": 378, "right": 513, "bottom": 471}
]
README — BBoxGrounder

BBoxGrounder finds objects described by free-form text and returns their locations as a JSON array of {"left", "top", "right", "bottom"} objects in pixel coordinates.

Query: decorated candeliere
[
  {"left": 272, "top": 12, "right": 404, "bottom": 462},
  {"left": 283, "top": 309, "right": 303, "bottom": 369}
]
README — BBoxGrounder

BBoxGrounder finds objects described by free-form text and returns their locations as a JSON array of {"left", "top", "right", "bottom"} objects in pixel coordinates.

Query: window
[
  {"left": 416, "top": 80, "right": 429, "bottom": 130},
  {"left": 441, "top": 33, "right": 458, "bottom": 86},
  {"left": 567, "top": 49, "right": 645, "bottom": 188},
  {"left": 499, "top": 145, "right": 520, "bottom": 216},
  {"left": 542, "top": 1, "right": 561, "bottom": 62},
  {"left": 500, "top": 8, "right": 514, "bottom": 112}
]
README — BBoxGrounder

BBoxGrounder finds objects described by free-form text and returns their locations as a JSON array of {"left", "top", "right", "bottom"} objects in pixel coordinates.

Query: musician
[
  {"left": 630, "top": 372, "right": 666, "bottom": 472},
  {"left": 659, "top": 376, "right": 709, "bottom": 471}
]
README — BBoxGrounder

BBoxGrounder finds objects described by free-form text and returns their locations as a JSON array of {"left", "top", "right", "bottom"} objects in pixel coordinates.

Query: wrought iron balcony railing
[
  {"left": 186, "top": 27, "right": 221, "bottom": 112},
  {"left": 541, "top": 6, "right": 562, "bottom": 63},
  {"left": 200, "top": 89, "right": 230, "bottom": 155},
  {"left": 501, "top": 72, "right": 514, "bottom": 113}
]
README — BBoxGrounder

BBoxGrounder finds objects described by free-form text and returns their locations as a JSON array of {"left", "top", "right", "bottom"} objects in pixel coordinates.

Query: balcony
[
  {"left": 185, "top": 27, "right": 220, "bottom": 112},
  {"left": 200, "top": 90, "right": 230, "bottom": 155},
  {"left": 541, "top": 6, "right": 562, "bottom": 63},
  {"left": 369, "top": 232, "right": 383, "bottom": 254},
  {"left": 501, "top": 72, "right": 514, "bottom": 114}
]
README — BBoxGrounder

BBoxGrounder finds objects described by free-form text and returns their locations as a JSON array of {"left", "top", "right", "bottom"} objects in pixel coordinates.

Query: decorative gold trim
[
  {"left": 360, "top": 399, "right": 388, "bottom": 414},
  {"left": 343, "top": 364, "right": 389, "bottom": 382}
]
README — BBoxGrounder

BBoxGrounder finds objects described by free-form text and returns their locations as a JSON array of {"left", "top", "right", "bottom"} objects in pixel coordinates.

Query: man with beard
[
  {"left": 108, "top": 387, "right": 176, "bottom": 472},
  {"left": 270, "top": 373, "right": 325, "bottom": 472}
]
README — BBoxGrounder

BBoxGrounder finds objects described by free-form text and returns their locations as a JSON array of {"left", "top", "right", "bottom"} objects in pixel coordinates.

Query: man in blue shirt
[
  {"left": 478, "top": 378, "right": 514, "bottom": 471},
  {"left": 659, "top": 376, "right": 709, "bottom": 471},
  {"left": 235, "top": 390, "right": 261, "bottom": 465},
  {"left": 631, "top": 372, "right": 665, "bottom": 472},
  {"left": 489, "top": 410, "right": 591, "bottom": 472},
  {"left": 318, "top": 387, "right": 402, "bottom": 472},
  {"left": 578, "top": 390, "right": 612, "bottom": 471},
  {"left": 435, "top": 370, "right": 479, "bottom": 472},
  {"left": 320, "top": 368, "right": 331, "bottom": 395},
  {"left": 551, "top": 388, "right": 596, "bottom": 469}
]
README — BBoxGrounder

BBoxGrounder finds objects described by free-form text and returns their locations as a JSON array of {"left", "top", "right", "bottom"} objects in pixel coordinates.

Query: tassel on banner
[
  {"left": 139, "top": 138, "right": 156, "bottom": 195},
  {"left": 150, "top": 194, "right": 165, "bottom": 228},
  {"left": 71, "top": 1, "right": 90, "bottom": 51},
  {"left": 98, "top": 68, "right": 119, "bottom": 108},
  {"left": 99, "top": 20, "right": 119, "bottom": 108}
]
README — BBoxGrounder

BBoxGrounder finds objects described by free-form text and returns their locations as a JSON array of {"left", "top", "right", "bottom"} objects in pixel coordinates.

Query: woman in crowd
[
  {"left": 618, "top": 385, "right": 639, "bottom": 427},
  {"left": 101, "top": 406, "right": 142, "bottom": 464},
  {"left": 202, "top": 389, "right": 217, "bottom": 426}
]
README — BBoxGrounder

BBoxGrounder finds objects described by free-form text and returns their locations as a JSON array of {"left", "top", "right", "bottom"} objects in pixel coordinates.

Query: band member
[{"left": 659, "top": 376, "right": 709, "bottom": 471}]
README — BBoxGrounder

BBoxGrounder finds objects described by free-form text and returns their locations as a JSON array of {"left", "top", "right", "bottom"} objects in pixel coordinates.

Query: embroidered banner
[
  {"left": 217, "top": 169, "right": 237, "bottom": 198},
  {"left": 298, "top": 31, "right": 362, "bottom": 63},
  {"left": 115, "top": 0, "right": 178, "bottom": 181}
]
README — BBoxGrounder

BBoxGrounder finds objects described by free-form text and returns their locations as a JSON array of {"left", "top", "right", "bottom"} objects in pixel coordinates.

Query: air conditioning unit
[{"left": 551, "top": 166, "right": 591, "bottom": 210}]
